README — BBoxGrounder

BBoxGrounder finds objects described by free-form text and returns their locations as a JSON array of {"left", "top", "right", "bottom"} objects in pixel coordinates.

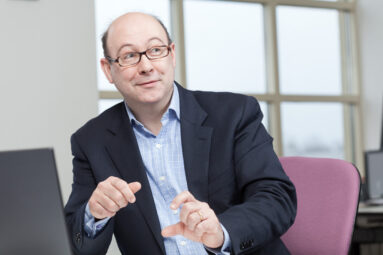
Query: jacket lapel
[
  {"left": 102, "top": 84, "right": 214, "bottom": 252},
  {"left": 105, "top": 104, "right": 165, "bottom": 254},
  {"left": 177, "top": 84, "right": 213, "bottom": 203}
]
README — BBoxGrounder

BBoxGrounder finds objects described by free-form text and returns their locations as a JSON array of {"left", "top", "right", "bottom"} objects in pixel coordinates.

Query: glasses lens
[
  {"left": 147, "top": 46, "right": 169, "bottom": 59},
  {"left": 119, "top": 52, "right": 140, "bottom": 66},
  {"left": 117, "top": 46, "right": 170, "bottom": 67}
]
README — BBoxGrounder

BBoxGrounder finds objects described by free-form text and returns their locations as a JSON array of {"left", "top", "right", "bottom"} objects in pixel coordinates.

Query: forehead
[{"left": 107, "top": 14, "right": 168, "bottom": 53}]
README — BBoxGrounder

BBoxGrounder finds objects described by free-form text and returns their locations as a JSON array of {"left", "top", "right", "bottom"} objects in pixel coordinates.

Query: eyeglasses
[{"left": 106, "top": 45, "right": 171, "bottom": 67}]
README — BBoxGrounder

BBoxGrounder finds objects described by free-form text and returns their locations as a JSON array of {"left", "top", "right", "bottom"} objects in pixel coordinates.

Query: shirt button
[
  {"left": 155, "top": 143, "right": 162, "bottom": 149},
  {"left": 159, "top": 176, "right": 166, "bottom": 181},
  {"left": 180, "top": 241, "right": 187, "bottom": 246},
  {"left": 172, "top": 209, "right": 178, "bottom": 215}
]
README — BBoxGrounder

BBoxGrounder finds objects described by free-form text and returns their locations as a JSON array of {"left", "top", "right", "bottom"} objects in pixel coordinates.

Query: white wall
[
  {"left": 0, "top": 1, "right": 122, "bottom": 254},
  {"left": 0, "top": 1, "right": 117, "bottom": 254},
  {"left": 357, "top": 0, "right": 383, "bottom": 151},
  {"left": 0, "top": 0, "right": 98, "bottom": 201}
]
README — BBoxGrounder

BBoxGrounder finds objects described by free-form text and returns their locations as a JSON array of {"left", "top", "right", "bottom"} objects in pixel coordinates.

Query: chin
[{"left": 138, "top": 95, "right": 163, "bottom": 104}]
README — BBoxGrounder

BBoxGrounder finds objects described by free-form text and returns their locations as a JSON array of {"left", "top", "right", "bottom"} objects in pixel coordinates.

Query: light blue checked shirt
[{"left": 84, "top": 84, "right": 231, "bottom": 254}]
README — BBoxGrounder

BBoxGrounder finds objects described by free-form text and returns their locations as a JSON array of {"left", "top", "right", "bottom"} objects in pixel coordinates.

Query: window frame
[{"left": 98, "top": 0, "right": 364, "bottom": 173}]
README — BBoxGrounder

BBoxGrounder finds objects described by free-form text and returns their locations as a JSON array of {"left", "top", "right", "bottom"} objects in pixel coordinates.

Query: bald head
[{"left": 101, "top": 12, "right": 172, "bottom": 58}]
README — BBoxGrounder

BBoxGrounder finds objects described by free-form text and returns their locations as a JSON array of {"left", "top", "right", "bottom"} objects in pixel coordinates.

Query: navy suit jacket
[{"left": 64, "top": 83, "right": 297, "bottom": 255}]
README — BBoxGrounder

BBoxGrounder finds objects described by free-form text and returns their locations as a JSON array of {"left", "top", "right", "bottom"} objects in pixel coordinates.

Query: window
[
  {"left": 277, "top": 6, "right": 342, "bottom": 95},
  {"left": 184, "top": 0, "right": 266, "bottom": 94},
  {"left": 95, "top": 0, "right": 363, "bottom": 171},
  {"left": 281, "top": 102, "right": 345, "bottom": 159}
]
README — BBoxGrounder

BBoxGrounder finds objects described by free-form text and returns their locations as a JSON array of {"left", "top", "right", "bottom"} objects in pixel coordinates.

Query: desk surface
[{"left": 359, "top": 203, "right": 383, "bottom": 214}]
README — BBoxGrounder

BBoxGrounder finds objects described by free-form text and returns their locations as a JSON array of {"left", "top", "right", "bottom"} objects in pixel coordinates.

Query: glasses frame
[{"left": 106, "top": 45, "right": 172, "bottom": 67}]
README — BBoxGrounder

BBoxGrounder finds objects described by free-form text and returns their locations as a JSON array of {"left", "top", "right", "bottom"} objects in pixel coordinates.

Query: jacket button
[{"left": 75, "top": 233, "right": 81, "bottom": 243}]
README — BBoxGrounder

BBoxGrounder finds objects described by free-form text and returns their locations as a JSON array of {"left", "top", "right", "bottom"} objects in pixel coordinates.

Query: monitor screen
[
  {"left": 366, "top": 150, "right": 383, "bottom": 199},
  {"left": 0, "top": 148, "right": 72, "bottom": 255}
]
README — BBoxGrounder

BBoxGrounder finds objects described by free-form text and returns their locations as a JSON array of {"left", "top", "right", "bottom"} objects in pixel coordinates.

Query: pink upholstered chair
[{"left": 280, "top": 157, "right": 361, "bottom": 255}]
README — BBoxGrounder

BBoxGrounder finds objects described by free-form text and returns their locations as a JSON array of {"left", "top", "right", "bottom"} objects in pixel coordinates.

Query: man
[{"left": 64, "top": 12, "right": 297, "bottom": 255}]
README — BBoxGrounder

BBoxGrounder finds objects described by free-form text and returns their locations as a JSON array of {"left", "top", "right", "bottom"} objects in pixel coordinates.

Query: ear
[
  {"left": 170, "top": 43, "right": 176, "bottom": 68},
  {"left": 100, "top": 58, "right": 114, "bottom": 84}
]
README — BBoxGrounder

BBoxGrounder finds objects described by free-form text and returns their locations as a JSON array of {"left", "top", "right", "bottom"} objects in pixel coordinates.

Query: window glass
[
  {"left": 98, "top": 99, "right": 123, "bottom": 114},
  {"left": 281, "top": 102, "right": 344, "bottom": 159},
  {"left": 259, "top": 101, "right": 269, "bottom": 131},
  {"left": 184, "top": 0, "right": 266, "bottom": 94},
  {"left": 277, "top": 6, "right": 342, "bottom": 95},
  {"left": 95, "top": 0, "right": 171, "bottom": 91}
]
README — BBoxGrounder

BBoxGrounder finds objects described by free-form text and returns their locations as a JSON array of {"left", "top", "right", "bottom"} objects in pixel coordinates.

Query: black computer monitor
[{"left": 0, "top": 148, "right": 72, "bottom": 255}]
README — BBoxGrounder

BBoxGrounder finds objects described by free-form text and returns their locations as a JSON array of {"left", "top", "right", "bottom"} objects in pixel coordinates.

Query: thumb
[
  {"left": 162, "top": 222, "right": 184, "bottom": 237},
  {"left": 129, "top": 182, "right": 142, "bottom": 194}
]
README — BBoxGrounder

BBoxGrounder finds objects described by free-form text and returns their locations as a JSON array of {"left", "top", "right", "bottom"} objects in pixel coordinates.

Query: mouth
[{"left": 136, "top": 80, "right": 159, "bottom": 86}]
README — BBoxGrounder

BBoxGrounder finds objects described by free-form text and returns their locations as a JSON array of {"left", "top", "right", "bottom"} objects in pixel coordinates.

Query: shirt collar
[{"left": 125, "top": 83, "right": 180, "bottom": 126}]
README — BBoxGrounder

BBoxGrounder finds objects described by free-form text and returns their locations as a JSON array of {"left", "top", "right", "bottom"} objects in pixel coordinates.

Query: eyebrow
[{"left": 116, "top": 37, "right": 166, "bottom": 56}]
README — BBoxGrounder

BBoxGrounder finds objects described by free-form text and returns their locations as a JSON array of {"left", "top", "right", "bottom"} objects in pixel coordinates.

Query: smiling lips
[{"left": 136, "top": 80, "right": 159, "bottom": 86}]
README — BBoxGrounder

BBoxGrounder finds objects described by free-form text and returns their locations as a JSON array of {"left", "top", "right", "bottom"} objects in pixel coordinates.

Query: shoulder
[
  {"left": 72, "top": 101, "right": 124, "bottom": 140},
  {"left": 185, "top": 88, "right": 262, "bottom": 118}
]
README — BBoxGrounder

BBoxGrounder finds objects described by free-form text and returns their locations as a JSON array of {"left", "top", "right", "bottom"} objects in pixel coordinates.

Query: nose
[{"left": 137, "top": 54, "right": 154, "bottom": 74}]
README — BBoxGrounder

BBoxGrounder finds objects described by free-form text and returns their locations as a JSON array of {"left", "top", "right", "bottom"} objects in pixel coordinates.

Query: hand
[
  {"left": 88, "top": 176, "right": 141, "bottom": 220},
  {"left": 161, "top": 191, "right": 224, "bottom": 249}
]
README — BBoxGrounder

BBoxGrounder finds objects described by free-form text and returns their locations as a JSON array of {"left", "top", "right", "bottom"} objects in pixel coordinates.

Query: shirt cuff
[
  {"left": 204, "top": 223, "right": 232, "bottom": 255},
  {"left": 84, "top": 202, "right": 110, "bottom": 238}
]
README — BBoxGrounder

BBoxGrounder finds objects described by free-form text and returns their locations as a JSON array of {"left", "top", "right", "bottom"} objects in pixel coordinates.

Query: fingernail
[
  {"left": 130, "top": 197, "right": 136, "bottom": 203},
  {"left": 170, "top": 203, "right": 176, "bottom": 209}
]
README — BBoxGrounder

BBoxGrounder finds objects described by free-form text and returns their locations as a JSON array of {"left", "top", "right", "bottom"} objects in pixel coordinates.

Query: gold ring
[{"left": 197, "top": 211, "right": 204, "bottom": 221}]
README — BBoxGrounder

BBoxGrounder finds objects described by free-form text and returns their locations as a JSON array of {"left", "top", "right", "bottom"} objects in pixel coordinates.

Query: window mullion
[
  {"left": 264, "top": 2, "right": 283, "bottom": 156},
  {"left": 170, "top": 0, "right": 187, "bottom": 87},
  {"left": 350, "top": 6, "right": 365, "bottom": 175},
  {"left": 339, "top": 11, "right": 353, "bottom": 163}
]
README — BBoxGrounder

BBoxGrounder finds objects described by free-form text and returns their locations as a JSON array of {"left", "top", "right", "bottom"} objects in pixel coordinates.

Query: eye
[
  {"left": 149, "top": 47, "right": 163, "bottom": 55},
  {"left": 121, "top": 52, "right": 137, "bottom": 60}
]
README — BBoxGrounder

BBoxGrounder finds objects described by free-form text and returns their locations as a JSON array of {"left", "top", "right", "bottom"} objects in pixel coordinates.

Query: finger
[
  {"left": 89, "top": 200, "right": 116, "bottom": 219},
  {"left": 186, "top": 211, "right": 203, "bottom": 231},
  {"left": 161, "top": 222, "right": 184, "bottom": 237},
  {"left": 194, "top": 208, "right": 217, "bottom": 235},
  {"left": 96, "top": 201, "right": 116, "bottom": 218},
  {"left": 183, "top": 202, "right": 211, "bottom": 227},
  {"left": 129, "top": 181, "right": 142, "bottom": 194},
  {"left": 109, "top": 178, "right": 134, "bottom": 203},
  {"left": 122, "top": 182, "right": 142, "bottom": 203},
  {"left": 195, "top": 219, "right": 212, "bottom": 238},
  {"left": 95, "top": 190, "right": 121, "bottom": 213},
  {"left": 198, "top": 218, "right": 224, "bottom": 249},
  {"left": 111, "top": 179, "right": 141, "bottom": 204},
  {"left": 179, "top": 202, "right": 201, "bottom": 224},
  {"left": 171, "top": 191, "right": 196, "bottom": 210},
  {"left": 107, "top": 177, "right": 142, "bottom": 194},
  {"left": 98, "top": 181, "right": 129, "bottom": 208},
  {"left": 186, "top": 205, "right": 211, "bottom": 232}
]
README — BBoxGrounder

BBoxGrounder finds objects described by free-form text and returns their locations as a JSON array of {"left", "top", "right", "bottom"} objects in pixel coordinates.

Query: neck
[{"left": 127, "top": 91, "right": 173, "bottom": 136}]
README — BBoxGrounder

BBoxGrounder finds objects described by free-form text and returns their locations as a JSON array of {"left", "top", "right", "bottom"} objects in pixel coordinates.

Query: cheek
[
  {"left": 156, "top": 61, "right": 175, "bottom": 78},
  {"left": 113, "top": 69, "right": 136, "bottom": 83}
]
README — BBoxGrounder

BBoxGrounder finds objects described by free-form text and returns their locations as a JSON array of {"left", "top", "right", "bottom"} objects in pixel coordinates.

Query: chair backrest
[{"left": 280, "top": 157, "right": 360, "bottom": 255}]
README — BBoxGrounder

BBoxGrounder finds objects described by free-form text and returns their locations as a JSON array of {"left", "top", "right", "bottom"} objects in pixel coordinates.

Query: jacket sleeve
[
  {"left": 217, "top": 96, "right": 297, "bottom": 255},
  {"left": 64, "top": 133, "right": 114, "bottom": 255}
]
